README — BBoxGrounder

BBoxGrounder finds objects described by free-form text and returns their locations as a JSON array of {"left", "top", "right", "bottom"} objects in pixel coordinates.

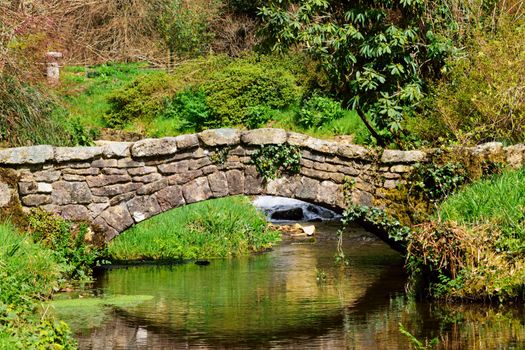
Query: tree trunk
[{"left": 356, "top": 108, "right": 386, "bottom": 147}]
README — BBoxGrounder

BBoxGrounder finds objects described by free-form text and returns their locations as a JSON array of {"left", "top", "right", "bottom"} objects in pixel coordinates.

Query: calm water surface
[{"left": 58, "top": 223, "right": 525, "bottom": 349}]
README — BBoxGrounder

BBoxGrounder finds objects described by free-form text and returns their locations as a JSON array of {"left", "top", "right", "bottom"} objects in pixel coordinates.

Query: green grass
[
  {"left": 0, "top": 223, "right": 77, "bottom": 348},
  {"left": 59, "top": 62, "right": 154, "bottom": 129},
  {"left": 438, "top": 167, "right": 525, "bottom": 234},
  {"left": 55, "top": 57, "right": 371, "bottom": 144},
  {"left": 271, "top": 107, "right": 370, "bottom": 143},
  {"left": 106, "top": 196, "right": 281, "bottom": 261}
]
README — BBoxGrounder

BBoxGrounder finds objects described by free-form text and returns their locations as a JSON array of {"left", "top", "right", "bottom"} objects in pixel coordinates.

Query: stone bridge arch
[{"left": 1, "top": 128, "right": 521, "bottom": 242}]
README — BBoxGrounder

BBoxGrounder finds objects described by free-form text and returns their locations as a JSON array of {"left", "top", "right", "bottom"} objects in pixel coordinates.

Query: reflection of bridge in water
[{"left": 74, "top": 226, "right": 409, "bottom": 349}]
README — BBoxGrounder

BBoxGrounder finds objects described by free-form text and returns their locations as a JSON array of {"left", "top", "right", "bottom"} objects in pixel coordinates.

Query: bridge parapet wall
[{"left": 1, "top": 129, "right": 523, "bottom": 241}]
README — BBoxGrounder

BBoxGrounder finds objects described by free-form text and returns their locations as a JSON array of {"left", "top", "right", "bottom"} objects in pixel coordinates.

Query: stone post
[{"left": 45, "top": 52, "right": 63, "bottom": 85}]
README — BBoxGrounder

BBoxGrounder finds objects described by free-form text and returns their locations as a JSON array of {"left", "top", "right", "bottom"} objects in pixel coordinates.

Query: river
[{"left": 51, "top": 220, "right": 525, "bottom": 350}]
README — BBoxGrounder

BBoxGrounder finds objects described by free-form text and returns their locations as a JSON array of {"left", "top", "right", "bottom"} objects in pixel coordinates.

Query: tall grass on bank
[
  {"left": 107, "top": 196, "right": 281, "bottom": 261},
  {"left": 438, "top": 167, "right": 525, "bottom": 231},
  {"left": 0, "top": 223, "right": 76, "bottom": 349},
  {"left": 407, "top": 167, "right": 525, "bottom": 301},
  {"left": 0, "top": 74, "right": 73, "bottom": 147}
]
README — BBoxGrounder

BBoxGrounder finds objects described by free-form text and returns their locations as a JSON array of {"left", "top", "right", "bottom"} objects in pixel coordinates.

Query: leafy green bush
[
  {"left": 158, "top": 88, "right": 211, "bottom": 132},
  {"left": 27, "top": 209, "right": 100, "bottom": 281},
  {"left": 205, "top": 61, "right": 300, "bottom": 126},
  {"left": 411, "top": 17, "right": 525, "bottom": 145},
  {"left": 105, "top": 72, "right": 177, "bottom": 127},
  {"left": 296, "top": 95, "right": 344, "bottom": 129},
  {"left": 250, "top": 144, "right": 301, "bottom": 181},
  {"left": 245, "top": 105, "right": 274, "bottom": 129}
]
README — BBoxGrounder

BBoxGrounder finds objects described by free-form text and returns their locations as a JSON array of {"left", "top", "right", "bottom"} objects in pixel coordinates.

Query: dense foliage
[
  {"left": 0, "top": 223, "right": 77, "bottom": 349},
  {"left": 259, "top": 0, "right": 455, "bottom": 145},
  {"left": 250, "top": 144, "right": 302, "bottom": 181}
]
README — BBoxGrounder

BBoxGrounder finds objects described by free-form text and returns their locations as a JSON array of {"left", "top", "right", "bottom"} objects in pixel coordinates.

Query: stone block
[
  {"left": 117, "top": 158, "right": 145, "bottom": 168},
  {"left": 337, "top": 144, "right": 372, "bottom": 160},
  {"left": 19, "top": 182, "right": 37, "bottom": 195},
  {"left": 92, "top": 217, "right": 118, "bottom": 242},
  {"left": 34, "top": 170, "right": 61, "bottom": 182},
  {"left": 136, "top": 179, "right": 168, "bottom": 195},
  {"left": 51, "top": 181, "right": 92, "bottom": 205},
  {"left": 98, "top": 204, "right": 134, "bottom": 233},
  {"left": 55, "top": 147, "right": 103, "bottom": 162},
  {"left": 133, "top": 173, "right": 163, "bottom": 183},
  {"left": 207, "top": 172, "right": 229, "bottom": 197},
  {"left": 37, "top": 182, "right": 53, "bottom": 193},
  {"left": 167, "top": 170, "right": 203, "bottom": 186},
  {"left": 86, "top": 174, "right": 132, "bottom": 188},
  {"left": 296, "top": 177, "right": 320, "bottom": 201},
  {"left": 198, "top": 128, "right": 241, "bottom": 146},
  {"left": 241, "top": 128, "right": 287, "bottom": 145},
  {"left": 381, "top": 150, "right": 426, "bottom": 163},
  {"left": 22, "top": 194, "right": 51, "bottom": 206},
  {"left": 131, "top": 137, "right": 178, "bottom": 158},
  {"left": 128, "top": 166, "right": 157, "bottom": 176},
  {"left": 390, "top": 165, "right": 413, "bottom": 173},
  {"left": 245, "top": 175, "right": 264, "bottom": 195},
  {"left": 182, "top": 177, "right": 212, "bottom": 203},
  {"left": 0, "top": 183, "right": 12, "bottom": 207},
  {"left": 158, "top": 161, "right": 189, "bottom": 174},
  {"left": 91, "top": 159, "right": 118, "bottom": 168},
  {"left": 266, "top": 177, "right": 299, "bottom": 198},
  {"left": 0, "top": 145, "right": 54, "bottom": 165},
  {"left": 59, "top": 205, "right": 91, "bottom": 221},
  {"left": 317, "top": 181, "right": 343, "bottom": 208},
  {"left": 155, "top": 185, "right": 185, "bottom": 211},
  {"left": 175, "top": 134, "right": 199, "bottom": 149},
  {"left": 505, "top": 144, "right": 525, "bottom": 169},
  {"left": 88, "top": 202, "right": 110, "bottom": 218},
  {"left": 351, "top": 190, "right": 373, "bottom": 206},
  {"left": 102, "top": 168, "right": 128, "bottom": 176},
  {"left": 110, "top": 192, "right": 136, "bottom": 206},
  {"left": 226, "top": 169, "right": 244, "bottom": 195},
  {"left": 62, "top": 168, "right": 99, "bottom": 176},
  {"left": 127, "top": 196, "right": 161, "bottom": 223},
  {"left": 95, "top": 141, "right": 132, "bottom": 158}
]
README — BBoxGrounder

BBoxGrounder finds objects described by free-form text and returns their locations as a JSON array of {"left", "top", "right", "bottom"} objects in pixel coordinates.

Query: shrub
[
  {"left": 205, "top": 61, "right": 300, "bottom": 126},
  {"left": 412, "top": 17, "right": 525, "bottom": 145},
  {"left": 158, "top": 88, "right": 211, "bottom": 132},
  {"left": 250, "top": 144, "right": 301, "bottom": 181},
  {"left": 27, "top": 209, "right": 100, "bottom": 281},
  {"left": 245, "top": 105, "right": 273, "bottom": 129},
  {"left": 296, "top": 95, "right": 344, "bottom": 129},
  {"left": 105, "top": 72, "right": 177, "bottom": 127}
]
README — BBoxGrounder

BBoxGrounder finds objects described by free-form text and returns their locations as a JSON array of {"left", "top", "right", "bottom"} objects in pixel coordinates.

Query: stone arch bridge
[{"left": 0, "top": 128, "right": 523, "bottom": 241}]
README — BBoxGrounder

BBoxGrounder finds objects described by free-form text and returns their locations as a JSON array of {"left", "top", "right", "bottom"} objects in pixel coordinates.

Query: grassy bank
[
  {"left": 407, "top": 167, "right": 525, "bottom": 301},
  {"left": 0, "top": 223, "right": 77, "bottom": 349},
  {"left": 56, "top": 56, "right": 370, "bottom": 143},
  {"left": 107, "top": 196, "right": 281, "bottom": 261}
]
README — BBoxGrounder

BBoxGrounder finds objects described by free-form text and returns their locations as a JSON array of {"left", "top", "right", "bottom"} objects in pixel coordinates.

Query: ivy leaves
[{"left": 250, "top": 144, "right": 301, "bottom": 181}]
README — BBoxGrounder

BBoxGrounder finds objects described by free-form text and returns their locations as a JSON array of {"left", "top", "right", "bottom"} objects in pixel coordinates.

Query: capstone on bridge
[{"left": 0, "top": 128, "right": 523, "bottom": 241}]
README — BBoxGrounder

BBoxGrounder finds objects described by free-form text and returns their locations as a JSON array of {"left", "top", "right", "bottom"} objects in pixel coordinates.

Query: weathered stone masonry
[{"left": 1, "top": 128, "right": 524, "bottom": 241}]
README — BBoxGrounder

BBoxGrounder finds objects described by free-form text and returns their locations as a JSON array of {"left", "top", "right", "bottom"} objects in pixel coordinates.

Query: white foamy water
[{"left": 252, "top": 196, "right": 340, "bottom": 223}]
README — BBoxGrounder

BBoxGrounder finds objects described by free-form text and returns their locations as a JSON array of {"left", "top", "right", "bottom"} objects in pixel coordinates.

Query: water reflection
[{"left": 57, "top": 223, "right": 525, "bottom": 350}]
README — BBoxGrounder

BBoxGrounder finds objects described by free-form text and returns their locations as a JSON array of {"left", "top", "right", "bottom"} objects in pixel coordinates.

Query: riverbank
[{"left": 0, "top": 223, "right": 77, "bottom": 349}]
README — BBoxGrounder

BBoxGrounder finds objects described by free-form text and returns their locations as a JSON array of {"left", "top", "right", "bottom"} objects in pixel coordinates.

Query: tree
[{"left": 259, "top": 0, "right": 453, "bottom": 146}]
